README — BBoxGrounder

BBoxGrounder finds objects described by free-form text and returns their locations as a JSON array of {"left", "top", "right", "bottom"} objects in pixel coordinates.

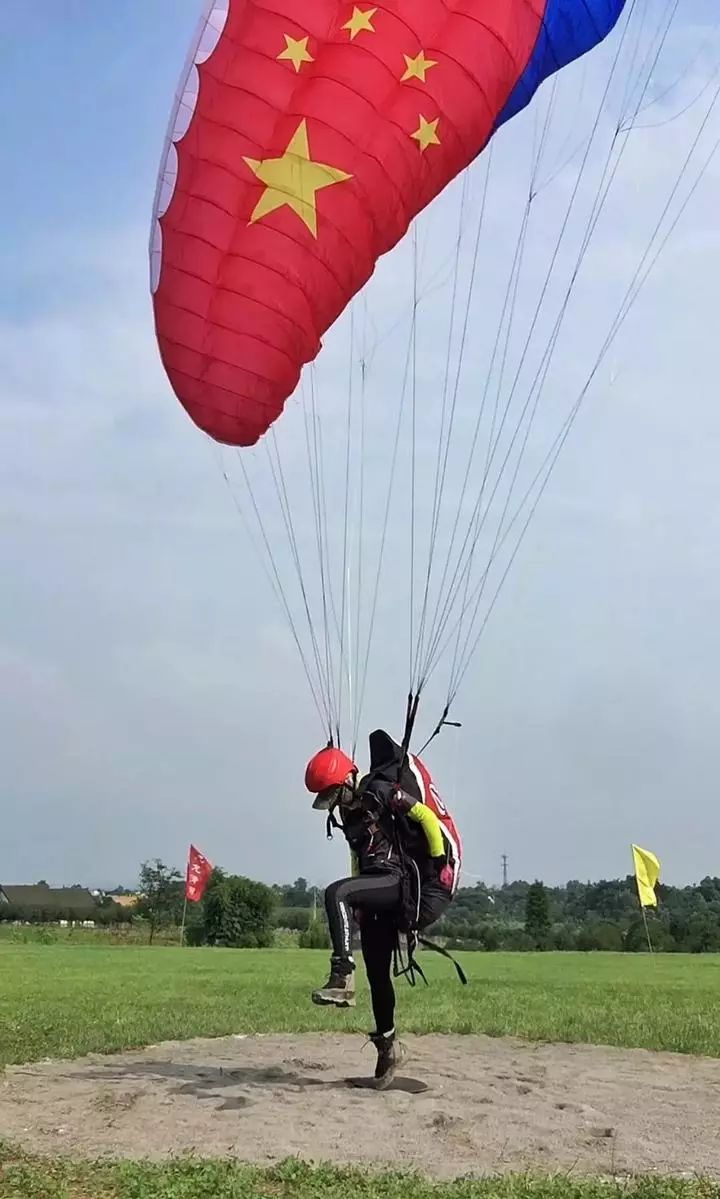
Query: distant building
[
  {"left": 108, "top": 894, "right": 139, "bottom": 909},
  {"left": 0, "top": 883, "right": 98, "bottom": 921}
]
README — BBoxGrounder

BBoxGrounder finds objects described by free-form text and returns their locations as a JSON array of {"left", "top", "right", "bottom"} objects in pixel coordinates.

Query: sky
[{"left": 2, "top": 1, "right": 720, "bottom": 893}]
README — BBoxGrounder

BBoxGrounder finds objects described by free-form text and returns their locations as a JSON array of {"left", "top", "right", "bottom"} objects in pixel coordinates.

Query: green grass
[
  {"left": 3, "top": 946, "right": 720, "bottom": 1067},
  {"left": 2, "top": 954, "right": 718, "bottom": 1193},
  {"left": 0, "top": 923, "right": 180, "bottom": 947},
  {"left": 1, "top": 1150, "right": 718, "bottom": 1199}
]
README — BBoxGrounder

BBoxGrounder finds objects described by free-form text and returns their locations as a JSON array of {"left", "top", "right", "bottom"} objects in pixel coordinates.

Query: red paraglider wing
[{"left": 151, "top": 0, "right": 625, "bottom": 447}]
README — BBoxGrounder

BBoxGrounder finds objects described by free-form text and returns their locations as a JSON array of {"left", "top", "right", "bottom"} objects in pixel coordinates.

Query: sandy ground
[{"left": 2, "top": 1033, "right": 720, "bottom": 1178}]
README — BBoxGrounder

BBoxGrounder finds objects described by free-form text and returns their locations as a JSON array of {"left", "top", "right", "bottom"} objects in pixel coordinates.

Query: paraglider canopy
[
  {"left": 150, "top": 0, "right": 715, "bottom": 753},
  {"left": 151, "top": 0, "right": 626, "bottom": 447}
]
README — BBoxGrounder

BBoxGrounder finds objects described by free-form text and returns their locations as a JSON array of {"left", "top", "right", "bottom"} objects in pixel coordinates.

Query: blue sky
[
  {"left": 2, "top": 5, "right": 195, "bottom": 237},
  {"left": 2, "top": 1, "right": 720, "bottom": 892}
]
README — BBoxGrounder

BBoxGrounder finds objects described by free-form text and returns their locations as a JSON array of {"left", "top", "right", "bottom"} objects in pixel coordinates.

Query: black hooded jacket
[{"left": 335, "top": 730, "right": 434, "bottom": 877}]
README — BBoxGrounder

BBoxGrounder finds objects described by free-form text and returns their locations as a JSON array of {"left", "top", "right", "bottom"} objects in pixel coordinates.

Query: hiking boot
[
  {"left": 311, "top": 959, "right": 356, "bottom": 1007},
  {"left": 370, "top": 1029, "right": 407, "bottom": 1090}
]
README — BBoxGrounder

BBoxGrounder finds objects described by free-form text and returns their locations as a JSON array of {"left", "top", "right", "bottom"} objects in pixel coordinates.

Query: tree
[
  {"left": 136, "top": 859, "right": 183, "bottom": 944},
  {"left": 275, "top": 907, "right": 311, "bottom": 931},
  {"left": 277, "top": 877, "right": 314, "bottom": 907},
  {"left": 525, "top": 880, "right": 551, "bottom": 948},
  {"left": 684, "top": 912, "right": 720, "bottom": 954},
  {"left": 203, "top": 875, "right": 275, "bottom": 947}
]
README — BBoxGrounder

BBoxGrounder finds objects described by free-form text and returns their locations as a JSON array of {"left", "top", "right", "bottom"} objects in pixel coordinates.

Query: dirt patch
[{"left": 2, "top": 1033, "right": 719, "bottom": 1178}]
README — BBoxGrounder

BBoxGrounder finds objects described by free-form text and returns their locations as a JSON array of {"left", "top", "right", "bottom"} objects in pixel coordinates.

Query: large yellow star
[
  {"left": 277, "top": 34, "right": 314, "bottom": 73},
  {"left": 401, "top": 50, "right": 437, "bottom": 83},
  {"left": 411, "top": 115, "right": 440, "bottom": 152},
  {"left": 243, "top": 120, "right": 352, "bottom": 237},
  {"left": 342, "top": 6, "right": 377, "bottom": 39}
]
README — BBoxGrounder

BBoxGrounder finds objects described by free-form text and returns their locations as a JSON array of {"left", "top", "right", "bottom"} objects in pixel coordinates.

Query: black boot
[
  {"left": 370, "top": 1029, "right": 406, "bottom": 1090},
  {"left": 311, "top": 957, "right": 356, "bottom": 1007}
]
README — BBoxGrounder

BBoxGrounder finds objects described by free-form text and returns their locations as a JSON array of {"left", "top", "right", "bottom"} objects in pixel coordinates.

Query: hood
[{"left": 367, "top": 729, "right": 422, "bottom": 802}]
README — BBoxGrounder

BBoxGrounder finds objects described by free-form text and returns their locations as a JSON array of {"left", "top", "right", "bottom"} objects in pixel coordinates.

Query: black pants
[{"left": 324, "top": 871, "right": 450, "bottom": 1035}]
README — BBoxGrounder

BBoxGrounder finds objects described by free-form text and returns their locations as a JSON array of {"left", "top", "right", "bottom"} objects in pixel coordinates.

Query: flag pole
[
  {"left": 180, "top": 896, "right": 188, "bottom": 946},
  {"left": 640, "top": 902, "right": 654, "bottom": 955}
]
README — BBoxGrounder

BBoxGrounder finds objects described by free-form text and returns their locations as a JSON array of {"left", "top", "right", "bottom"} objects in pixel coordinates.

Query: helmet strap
[{"left": 325, "top": 795, "right": 345, "bottom": 840}]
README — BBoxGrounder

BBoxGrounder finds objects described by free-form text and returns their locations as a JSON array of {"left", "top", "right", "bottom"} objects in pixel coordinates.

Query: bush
[
  {"left": 203, "top": 875, "right": 276, "bottom": 948},
  {"left": 465, "top": 921, "right": 500, "bottom": 951},
  {"left": 502, "top": 928, "right": 536, "bottom": 952},
  {"left": 273, "top": 928, "right": 301, "bottom": 948},
  {"left": 6, "top": 925, "right": 58, "bottom": 945},
  {"left": 577, "top": 920, "right": 624, "bottom": 952},
  {"left": 552, "top": 924, "right": 577, "bottom": 951},
  {"left": 299, "top": 919, "right": 331, "bottom": 949},
  {"left": 184, "top": 923, "right": 207, "bottom": 947},
  {"left": 95, "top": 904, "right": 134, "bottom": 927}
]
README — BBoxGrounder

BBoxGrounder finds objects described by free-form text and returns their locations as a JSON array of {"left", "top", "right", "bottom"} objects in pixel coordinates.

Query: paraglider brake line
[
  {"left": 401, "top": 694, "right": 462, "bottom": 760},
  {"left": 417, "top": 708, "right": 462, "bottom": 756}
]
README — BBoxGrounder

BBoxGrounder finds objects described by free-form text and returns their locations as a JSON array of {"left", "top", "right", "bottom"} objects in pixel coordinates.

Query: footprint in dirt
[
  {"left": 218, "top": 1095, "right": 254, "bottom": 1111},
  {"left": 93, "top": 1090, "right": 140, "bottom": 1115},
  {"left": 431, "top": 1112, "right": 465, "bottom": 1132},
  {"left": 555, "top": 1100, "right": 608, "bottom": 1123},
  {"left": 430, "top": 1110, "right": 480, "bottom": 1151}
]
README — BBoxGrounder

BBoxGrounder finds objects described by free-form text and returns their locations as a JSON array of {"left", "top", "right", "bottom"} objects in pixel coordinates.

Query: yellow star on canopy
[
  {"left": 401, "top": 50, "right": 437, "bottom": 83},
  {"left": 411, "top": 115, "right": 440, "bottom": 152},
  {"left": 277, "top": 34, "right": 314, "bottom": 73},
  {"left": 342, "top": 6, "right": 377, "bottom": 39},
  {"left": 244, "top": 120, "right": 352, "bottom": 237}
]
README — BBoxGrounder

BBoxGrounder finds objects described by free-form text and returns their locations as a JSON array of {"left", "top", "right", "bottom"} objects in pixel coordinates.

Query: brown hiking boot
[
  {"left": 311, "top": 961, "right": 356, "bottom": 1007},
  {"left": 370, "top": 1029, "right": 407, "bottom": 1089}
]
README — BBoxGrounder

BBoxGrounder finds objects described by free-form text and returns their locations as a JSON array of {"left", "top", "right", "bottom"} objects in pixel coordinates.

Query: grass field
[
  {"left": 3, "top": 947, "right": 720, "bottom": 1196},
  {"left": 1, "top": 1148, "right": 719, "bottom": 1199},
  {"left": 3, "top": 944, "right": 720, "bottom": 1068}
]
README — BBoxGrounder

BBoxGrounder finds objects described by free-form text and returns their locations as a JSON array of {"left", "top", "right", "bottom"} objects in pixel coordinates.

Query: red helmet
[{"left": 304, "top": 746, "right": 357, "bottom": 794}]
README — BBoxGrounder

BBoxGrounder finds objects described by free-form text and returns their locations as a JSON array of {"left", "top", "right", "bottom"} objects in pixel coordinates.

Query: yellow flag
[{"left": 632, "top": 844, "right": 660, "bottom": 908}]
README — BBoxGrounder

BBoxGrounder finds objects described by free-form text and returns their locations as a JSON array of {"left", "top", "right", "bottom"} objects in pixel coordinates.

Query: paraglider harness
[
  {"left": 387, "top": 805, "right": 467, "bottom": 991},
  {"left": 326, "top": 723, "right": 467, "bottom": 990}
]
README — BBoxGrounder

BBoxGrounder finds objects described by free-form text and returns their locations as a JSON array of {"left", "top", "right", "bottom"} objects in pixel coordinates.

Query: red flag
[{"left": 185, "top": 845, "right": 213, "bottom": 903}]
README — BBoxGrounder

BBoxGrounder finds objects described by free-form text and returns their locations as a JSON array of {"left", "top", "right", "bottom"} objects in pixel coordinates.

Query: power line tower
[{"left": 501, "top": 854, "right": 509, "bottom": 889}]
